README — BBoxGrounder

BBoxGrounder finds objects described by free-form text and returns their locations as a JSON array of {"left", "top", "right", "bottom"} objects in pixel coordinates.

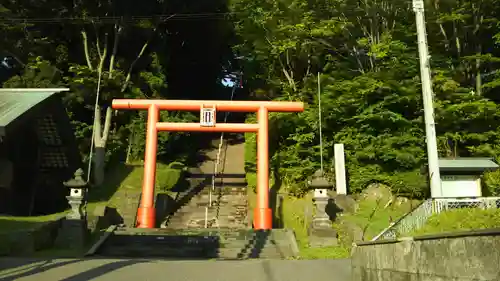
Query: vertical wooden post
[
  {"left": 137, "top": 104, "right": 159, "bottom": 228},
  {"left": 255, "top": 106, "right": 272, "bottom": 229}
]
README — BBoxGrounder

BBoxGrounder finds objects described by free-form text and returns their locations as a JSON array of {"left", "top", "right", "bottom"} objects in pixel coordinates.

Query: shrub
[
  {"left": 156, "top": 163, "right": 185, "bottom": 191},
  {"left": 413, "top": 208, "right": 500, "bottom": 235},
  {"left": 483, "top": 169, "right": 500, "bottom": 196}
]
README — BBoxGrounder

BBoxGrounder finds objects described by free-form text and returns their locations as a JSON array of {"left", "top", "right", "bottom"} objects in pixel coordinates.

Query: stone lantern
[
  {"left": 309, "top": 170, "right": 332, "bottom": 229},
  {"left": 307, "top": 169, "right": 338, "bottom": 247},
  {"left": 55, "top": 168, "right": 89, "bottom": 250},
  {"left": 64, "top": 169, "right": 88, "bottom": 220}
]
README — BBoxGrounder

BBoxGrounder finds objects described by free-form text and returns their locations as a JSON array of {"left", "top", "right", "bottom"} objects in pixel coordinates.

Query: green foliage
[
  {"left": 341, "top": 197, "right": 416, "bottom": 241},
  {"left": 155, "top": 164, "right": 184, "bottom": 192},
  {"left": 413, "top": 208, "right": 500, "bottom": 236},
  {"left": 234, "top": 0, "right": 500, "bottom": 197},
  {"left": 0, "top": 0, "right": 231, "bottom": 172},
  {"left": 482, "top": 169, "right": 500, "bottom": 196},
  {"left": 4, "top": 0, "right": 500, "bottom": 197}
]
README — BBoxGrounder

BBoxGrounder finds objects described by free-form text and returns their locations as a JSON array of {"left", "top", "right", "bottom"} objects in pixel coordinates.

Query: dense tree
[
  {"left": 0, "top": 0, "right": 234, "bottom": 185},
  {"left": 231, "top": 0, "right": 500, "bottom": 197},
  {"left": 2, "top": 0, "right": 500, "bottom": 197}
]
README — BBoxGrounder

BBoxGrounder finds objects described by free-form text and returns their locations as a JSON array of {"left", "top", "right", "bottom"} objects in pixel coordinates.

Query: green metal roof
[
  {"left": 0, "top": 88, "right": 69, "bottom": 136},
  {"left": 439, "top": 158, "right": 499, "bottom": 173}
]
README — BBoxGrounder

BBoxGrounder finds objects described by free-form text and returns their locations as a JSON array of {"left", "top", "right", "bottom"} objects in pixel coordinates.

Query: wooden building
[{"left": 0, "top": 88, "right": 82, "bottom": 216}]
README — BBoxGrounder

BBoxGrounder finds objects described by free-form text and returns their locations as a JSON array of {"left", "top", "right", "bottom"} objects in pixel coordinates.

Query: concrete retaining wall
[
  {"left": 0, "top": 218, "right": 64, "bottom": 256},
  {"left": 351, "top": 228, "right": 500, "bottom": 281}
]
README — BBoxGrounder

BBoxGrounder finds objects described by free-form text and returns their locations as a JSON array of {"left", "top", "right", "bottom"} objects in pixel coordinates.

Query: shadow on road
[
  {"left": 0, "top": 258, "right": 150, "bottom": 281},
  {"left": 0, "top": 259, "right": 84, "bottom": 281},
  {"left": 58, "top": 260, "right": 149, "bottom": 281}
]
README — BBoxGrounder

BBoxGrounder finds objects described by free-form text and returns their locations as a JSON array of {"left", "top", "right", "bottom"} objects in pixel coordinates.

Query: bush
[
  {"left": 483, "top": 169, "right": 500, "bottom": 196},
  {"left": 347, "top": 165, "right": 427, "bottom": 198},
  {"left": 413, "top": 208, "right": 500, "bottom": 236},
  {"left": 155, "top": 163, "right": 185, "bottom": 191}
]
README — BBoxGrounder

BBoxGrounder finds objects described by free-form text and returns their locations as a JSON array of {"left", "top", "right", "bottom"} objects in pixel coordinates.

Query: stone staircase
[
  {"left": 162, "top": 137, "right": 249, "bottom": 229},
  {"left": 95, "top": 228, "right": 298, "bottom": 259},
  {"left": 93, "top": 134, "right": 299, "bottom": 259}
]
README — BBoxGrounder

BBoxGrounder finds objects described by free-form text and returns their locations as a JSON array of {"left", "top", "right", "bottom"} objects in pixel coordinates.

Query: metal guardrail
[
  {"left": 205, "top": 84, "right": 237, "bottom": 228},
  {"left": 434, "top": 197, "right": 500, "bottom": 212},
  {"left": 372, "top": 197, "right": 500, "bottom": 241},
  {"left": 371, "top": 199, "right": 433, "bottom": 241}
]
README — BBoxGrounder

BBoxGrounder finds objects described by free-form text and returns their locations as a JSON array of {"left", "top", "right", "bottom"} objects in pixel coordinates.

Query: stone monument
[
  {"left": 308, "top": 169, "right": 338, "bottom": 247},
  {"left": 55, "top": 168, "right": 89, "bottom": 251}
]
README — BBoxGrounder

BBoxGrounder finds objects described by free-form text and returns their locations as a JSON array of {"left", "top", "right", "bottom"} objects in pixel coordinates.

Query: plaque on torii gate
[
  {"left": 200, "top": 106, "right": 216, "bottom": 127},
  {"left": 112, "top": 99, "right": 304, "bottom": 230}
]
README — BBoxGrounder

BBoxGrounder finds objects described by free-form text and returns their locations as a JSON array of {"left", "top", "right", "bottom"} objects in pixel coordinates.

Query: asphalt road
[{"left": 0, "top": 258, "right": 351, "bottom": 281}]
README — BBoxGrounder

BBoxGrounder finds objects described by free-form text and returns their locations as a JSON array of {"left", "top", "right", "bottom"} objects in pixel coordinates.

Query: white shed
[{"left": 437, "top": 158, "right": 499, "bottom": 198}]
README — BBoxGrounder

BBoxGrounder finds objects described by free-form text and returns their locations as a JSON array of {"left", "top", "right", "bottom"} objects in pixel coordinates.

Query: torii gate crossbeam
[{"left": 112, "top": 99, "right": 304, "bottom": 230}]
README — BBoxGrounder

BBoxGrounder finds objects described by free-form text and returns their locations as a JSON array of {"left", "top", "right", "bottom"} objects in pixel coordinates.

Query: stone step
[
  {"left": 168, "top": 212, "right": 247, "bottom": 221},
  {"left": 184, "top": 179, "right": 246, "bottom": 187},
  {"left": 166, "top": 214, "right": 246, "bottom": 222},
  {"left": 175, "top": 202, "right": 247, "bottom": 209},
  {"left": 166, "top": 218, "right": 247, "bottom": 225},
  {"left": 183, "top": 202, "right": 247, "bottom": 209},
  {"left": 196, "top": 188, "right": 247, "bottom": 194},
  {"left": 166, "top": 219, "right": 247, "bottom": 229},
  {"left": 97, "top": 228, "right": 296, "bottom": 259},
  {"left": 111, "top": 228, "right": 292, "bottom": 241},
  {"left": 195, "top": 193, "right": 246, "bottom": 199},
  {"left": 187, "top": 196, "right": 247, "bottom": 202},
  {"left": 172, "top": 200, "right": 247, "bottom": 210},
  {"left": 166, "top": 214, "right": 247, "bottom": 222},
  {"left": 98, "top": 247, "right": 289, "bottom": 259}
]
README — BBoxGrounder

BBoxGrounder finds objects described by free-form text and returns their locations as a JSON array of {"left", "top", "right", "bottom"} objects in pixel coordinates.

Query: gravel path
[{"left": 0, "top": 258, "right": 351, "bottom": 281}]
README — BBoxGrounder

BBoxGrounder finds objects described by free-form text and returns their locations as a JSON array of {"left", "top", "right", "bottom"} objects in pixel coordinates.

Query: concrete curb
[
  {"left": 285, "top": 229, "right": 301, "bottom": 257},
  {"left": 85, "top": 225, "right": 117, "bottom": 256},
  {"left": 355, "top": 227, "right": 500, "bottom": 246}
]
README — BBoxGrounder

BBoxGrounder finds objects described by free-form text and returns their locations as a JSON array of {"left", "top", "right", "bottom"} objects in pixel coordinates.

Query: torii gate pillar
[{"left": 112, "top": 99, "right": 304, "bottom": 230}]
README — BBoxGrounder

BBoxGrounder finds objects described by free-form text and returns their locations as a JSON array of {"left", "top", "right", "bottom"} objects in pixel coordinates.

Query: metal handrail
[
  {"left": 372, "top": 197, "right": 500, "bottom": 241},
  {"left": 206, "top": 82, "right": 238, "bottom": 228},
  {"left": 371, "top": 199, "right": 430, "bottom": 241}
]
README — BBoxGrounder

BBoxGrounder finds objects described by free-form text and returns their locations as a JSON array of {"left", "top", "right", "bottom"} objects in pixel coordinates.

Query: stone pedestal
[
  {"left": 55, "top": 218, "right": 89, "bottom": 251},
  {"left": 312, "top": 196, "right": 332, "bottom": 229},
  {"left": 309, "top": 196, "right": 338, "bottom": 248}
]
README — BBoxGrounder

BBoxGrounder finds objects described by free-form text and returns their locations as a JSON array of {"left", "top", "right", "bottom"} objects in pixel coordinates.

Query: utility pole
[
  {"left": 413, "top": 0, "right": 441, "bottom": 198},
  {"left": 317, "top": 72, "right": 324, "bottom": 175}
]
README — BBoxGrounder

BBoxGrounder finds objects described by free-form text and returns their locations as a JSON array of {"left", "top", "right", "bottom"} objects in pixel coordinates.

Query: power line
[
  {"left": 0, "top": 12, "right": 243, "bottom": 24},
  {"left": 0, "top": 11, "right": 334, "bottom": 24}
]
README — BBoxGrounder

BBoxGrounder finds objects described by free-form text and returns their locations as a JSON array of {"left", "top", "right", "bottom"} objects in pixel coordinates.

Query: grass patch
[
  {"left": 87, "top": 162, "right": 183, "bottom": 211},
  {"left": 280, "top": 193, "right": 352, "bottom": 259},
  {"left": 245, "top": 172, "right": 418, "bottom": 259},
  {"left": 0, "top": 213, "right": 65, "bottom": 233},
  {"left": 246, "top": 171, "right": 350, "bottom": 259},
  {"left": 85, "top": 162, "right": 183, "bottom": 245},
  {"left": 339, "top": 197, "right": 416, "bottom": 241},
  {"left": 412, "top": 208, "right": 500, "bottom": 236},
  {"left": 0, "top": 161, "right": 185, "bottom": 257}
]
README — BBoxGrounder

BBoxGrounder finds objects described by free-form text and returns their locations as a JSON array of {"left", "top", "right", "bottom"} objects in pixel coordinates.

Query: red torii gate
[{"left": 112, "top": 99, "right": 304, "bottom": 230}]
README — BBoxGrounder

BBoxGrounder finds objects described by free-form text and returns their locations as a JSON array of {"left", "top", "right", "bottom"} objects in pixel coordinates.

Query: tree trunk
[
  {"left": 93, "top": 144, "right": 106, "bottom": 186},
  {"left": 92, "top": 106, "right": 112, "bottom": 186}
]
